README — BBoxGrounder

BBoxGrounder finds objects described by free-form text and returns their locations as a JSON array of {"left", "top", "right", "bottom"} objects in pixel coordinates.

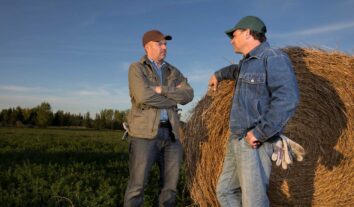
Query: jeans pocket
[{"left": 263, "top": 142, "right": 273, "bottom": 158}]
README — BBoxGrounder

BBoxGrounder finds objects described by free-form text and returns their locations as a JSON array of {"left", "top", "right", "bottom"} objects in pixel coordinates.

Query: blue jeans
[
  {"left": 216, "top": 136, "right": 273, "bottom": 207},
  {"left": 124, "top": 126, "right": 183, "bottom": 207}
]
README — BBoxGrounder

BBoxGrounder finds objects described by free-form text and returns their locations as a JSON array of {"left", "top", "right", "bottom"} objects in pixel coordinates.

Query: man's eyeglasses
[{"left": 155, "top": 40, "right": 167, "bottom": 46}]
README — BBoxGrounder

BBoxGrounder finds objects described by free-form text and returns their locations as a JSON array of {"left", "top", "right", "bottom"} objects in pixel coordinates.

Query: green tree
[
  {"left": 14, "top": 106, "right": 24, "bottom": 127},
  {"left": 97, "top": 109, "right": 113, "bottom": 129},
  {"left": 2, "top": 108, "right": 15, "bottom": 126},
  {"left": 22, "top": 108, "right": 32, "bottom": 124},
  {"left": 102, "top": 109, "right": 114, "bottom": 129},
  {"left": 53, "top": 110, "right": 64, "bottom": 126},
  {"left": 0, "top": 109, "right": 4, "bottom": 126},
  {"left": 94, "top": 113, "right": 104, "bottom": 130},
  {"left": 35, "top": 102, "right": 53, "bottom": 127},
  {"left": 113, "top": 110, "right": 126, "bottom": 130},
  {"left": 83, "top": 112, "right": 92, "bottom": 128}
]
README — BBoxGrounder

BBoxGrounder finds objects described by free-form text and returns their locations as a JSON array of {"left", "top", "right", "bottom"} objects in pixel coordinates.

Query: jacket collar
[
  {"left": 139, "top": 55, "right": 171, "bottom": 71},
  {"left": 139, "top": 55, "right": 151, "bottom": 65},
  {"left": 246, "top": 41, "right": 270, "bottom": 59}
]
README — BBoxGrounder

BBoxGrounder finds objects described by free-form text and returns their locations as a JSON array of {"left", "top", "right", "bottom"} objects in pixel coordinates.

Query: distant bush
[{"left": 0, "top": 102, "right": 129, "bottom": 130}]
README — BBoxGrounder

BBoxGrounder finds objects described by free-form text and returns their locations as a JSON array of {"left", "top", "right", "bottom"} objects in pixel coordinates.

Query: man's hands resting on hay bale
[{"left": 271, "top": 135, "right": 305, "bottom": 169}]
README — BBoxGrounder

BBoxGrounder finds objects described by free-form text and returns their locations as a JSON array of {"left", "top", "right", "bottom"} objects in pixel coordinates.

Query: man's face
[
  {"left": 145, "top": 40, "right": 167, "bottom": 63},
  {"left": 230, "top": 29, "right": 248, "bottom": 54}
]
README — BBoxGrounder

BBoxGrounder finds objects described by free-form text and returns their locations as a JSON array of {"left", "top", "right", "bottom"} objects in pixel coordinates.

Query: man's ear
[
  {"left": 244, "top": 29, "right": 251, "bottom": 39},
  {"left": 144, "top": 43, "right": 150, "bottom": 54}
]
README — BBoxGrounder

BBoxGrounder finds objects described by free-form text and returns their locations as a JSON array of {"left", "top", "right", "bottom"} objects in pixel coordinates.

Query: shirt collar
[
  {"left": 147, "top": 57, "right": 165, "bottom": 69},
  {"left": 246, "top": 41, "right": 270, "bottom": 59}
]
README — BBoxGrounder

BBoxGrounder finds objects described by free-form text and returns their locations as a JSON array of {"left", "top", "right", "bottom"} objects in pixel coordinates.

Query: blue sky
[{"left": 1, "top": 0, "right": 354, "bottom": 119}]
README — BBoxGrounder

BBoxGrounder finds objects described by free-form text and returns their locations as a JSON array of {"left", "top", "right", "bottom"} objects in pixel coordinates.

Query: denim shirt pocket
[
  {"left": 242, "top": 73, "right": 266, "bottom": 84},
  {"left": 240, "top": 73, "right": 266, "bottom": 98}
]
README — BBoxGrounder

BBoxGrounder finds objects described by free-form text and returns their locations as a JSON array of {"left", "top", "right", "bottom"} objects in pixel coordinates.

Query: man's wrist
[{"left": 252, "top": 129, "right": 264, "bottom": 142}]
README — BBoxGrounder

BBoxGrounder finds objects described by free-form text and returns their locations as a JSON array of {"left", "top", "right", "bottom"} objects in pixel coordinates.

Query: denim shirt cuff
[
  {"left": 214, "top": 71, "right": 223, "bottom": 81},
  {"left": 252, "top": 128, "right": 266, "bottom": 142}
]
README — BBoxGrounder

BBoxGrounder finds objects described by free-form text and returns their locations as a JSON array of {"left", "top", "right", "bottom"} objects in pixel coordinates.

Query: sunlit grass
[{"left": 0, "top": 127, "right": 191, "bottom": 206}]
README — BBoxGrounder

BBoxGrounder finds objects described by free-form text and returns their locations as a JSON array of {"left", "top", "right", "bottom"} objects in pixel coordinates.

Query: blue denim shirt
[
  {"left": 149, "top": 58, "right": 169, "bottom": 121},
  {"left": 215, "top": 42, "right": 299, "bottom": 142}
]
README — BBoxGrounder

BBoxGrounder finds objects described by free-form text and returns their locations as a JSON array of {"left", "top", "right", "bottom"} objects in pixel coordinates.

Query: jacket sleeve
[
  {"left": 252, "top": 54, "right": 300, "bottom": 142},
  {"left": 214, "top": 64, "right": 239, "bottom": 81},
  {"left": 129, "top": 62, "right": 177, "bottom": 109},
  {"left": 160, "top": 70, "right": 194, "bottom": 105}
]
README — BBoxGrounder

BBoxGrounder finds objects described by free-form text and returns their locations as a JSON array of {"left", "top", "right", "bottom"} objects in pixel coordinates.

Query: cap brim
[
  {"left": 225, "top": 27, "right": 236, "bottom": 39},
  {"left": 164, "top": 35, "right": 172, "bottom": 41}
]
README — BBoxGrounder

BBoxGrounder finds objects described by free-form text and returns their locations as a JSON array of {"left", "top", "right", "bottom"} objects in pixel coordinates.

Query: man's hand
[
  {"left": 208, "top": 74, "right": 218, "bottom": 91},
  {"left": 154, "top": 86, "right": 162, "bottom": 94},
  {"left": 154, "top": 84, "right": 182, "bottom": 94},
  {"left": 245, "top": 130, "right": 261, "bottom": 149}
]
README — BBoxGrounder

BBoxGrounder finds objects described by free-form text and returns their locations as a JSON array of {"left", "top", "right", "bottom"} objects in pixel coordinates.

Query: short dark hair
[
  {"left": 249, "top": 30, "right": 267, "bottom": 42},
  {"left": 239, "top": 28, "right": 267, "bottom": 42}
]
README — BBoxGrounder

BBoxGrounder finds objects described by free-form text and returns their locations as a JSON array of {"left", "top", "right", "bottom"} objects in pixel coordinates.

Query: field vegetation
[{"left": 0, "top": 127, "right": 191, "bottom": 206}]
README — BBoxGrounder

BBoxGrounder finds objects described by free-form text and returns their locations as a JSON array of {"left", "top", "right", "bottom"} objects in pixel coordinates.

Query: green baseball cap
[{"left": 225, "top": 16, "right": 267, "bottom": 39}]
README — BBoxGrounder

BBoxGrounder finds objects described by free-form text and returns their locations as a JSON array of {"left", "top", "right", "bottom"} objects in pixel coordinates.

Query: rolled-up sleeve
[{"left": 214, "top": 64, "right": 239, "bottom": 81}]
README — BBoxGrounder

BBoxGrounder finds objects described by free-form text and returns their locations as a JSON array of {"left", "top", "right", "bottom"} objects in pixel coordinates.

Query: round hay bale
[{"left": 182, "top": 47, "right": 354, "bottom": 207}]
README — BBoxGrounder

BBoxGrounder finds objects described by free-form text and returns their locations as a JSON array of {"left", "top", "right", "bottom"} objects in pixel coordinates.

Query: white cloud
[
  {"left": 342, "top": 0, "right": 354, "bottom": 6},
  {"left": 0, "top": 84, "right": 131, "bottom": 114},
  {"left": 0, "top": 85, "right": 43, "bottom": 93},
  {"left": 168, "top": 0, "right": 211, "bottom": 5},
  {"left": 184, "top": 62, "right": 215, "bottom": 83},
  {"left": 0, "top": 85, "right": 61, "bottom": 94},
  {"left": 272, "top": 20, "right": 354, "bottom": 38},
  {"left": 73, "top": 88, "right": 110, "bottom": 96},
  {"left": 187, "top": 70, "right": 212, "bottom": 83},
  {"left": 120, "top": 62, "right": 131, "bottom": 72},
  {"left": 81, "top": 15, "right": 97, "bottom": 27}
]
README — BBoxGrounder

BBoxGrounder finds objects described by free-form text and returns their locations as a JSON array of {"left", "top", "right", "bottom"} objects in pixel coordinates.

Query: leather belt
[
  {"left": 159, "top": 121, "right": 171, "bottom": 128},
  {"left": 158, "top": 121, "right": 176, "bottom": 142}
]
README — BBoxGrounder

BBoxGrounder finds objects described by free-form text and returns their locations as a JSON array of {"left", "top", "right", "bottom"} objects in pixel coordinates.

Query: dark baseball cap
[
  {"left": 142, "top": 30, "right": 172, "bottom": 47},
  {"left": 225, "top": 16, "right": 267, "bottom": 39}
]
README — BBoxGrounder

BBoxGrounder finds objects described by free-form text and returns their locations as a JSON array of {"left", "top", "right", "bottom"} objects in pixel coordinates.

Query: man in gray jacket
[{"left": 124, "top": 30, "right": 194, "bottom": 207}]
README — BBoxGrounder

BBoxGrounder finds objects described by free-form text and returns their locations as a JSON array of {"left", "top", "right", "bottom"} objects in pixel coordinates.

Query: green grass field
[{"left": 0, "top": 128, "right": 191, "bottom": 207}]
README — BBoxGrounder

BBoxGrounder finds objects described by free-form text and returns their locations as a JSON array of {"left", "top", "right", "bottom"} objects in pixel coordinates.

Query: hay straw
[{"left": 182, "top": 47, "right": 354, "bottom": 206}]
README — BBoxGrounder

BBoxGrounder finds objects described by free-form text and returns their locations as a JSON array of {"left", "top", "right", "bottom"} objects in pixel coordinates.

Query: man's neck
[{"left": 243, "top": 41, "right": 261, "bottom": 56}]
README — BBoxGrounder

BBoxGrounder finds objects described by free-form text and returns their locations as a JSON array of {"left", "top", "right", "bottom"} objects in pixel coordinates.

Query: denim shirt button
[{"left": 251, "top": 79, "right": 254, "bottom": 83}]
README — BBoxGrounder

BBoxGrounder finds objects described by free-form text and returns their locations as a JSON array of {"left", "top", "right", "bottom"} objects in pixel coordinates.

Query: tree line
[{"left": 0, "top": 102, "right": 129, "bottom": 130}]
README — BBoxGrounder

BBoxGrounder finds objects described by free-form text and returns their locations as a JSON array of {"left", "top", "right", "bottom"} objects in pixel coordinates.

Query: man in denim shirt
[{"left": 208, "top": 16, "right": 299, "bottom": 207}]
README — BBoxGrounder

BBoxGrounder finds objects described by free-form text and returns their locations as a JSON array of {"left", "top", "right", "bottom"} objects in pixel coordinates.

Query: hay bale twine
[{"left": 182, "top": 47, "right": 354, "bottom": 207}]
